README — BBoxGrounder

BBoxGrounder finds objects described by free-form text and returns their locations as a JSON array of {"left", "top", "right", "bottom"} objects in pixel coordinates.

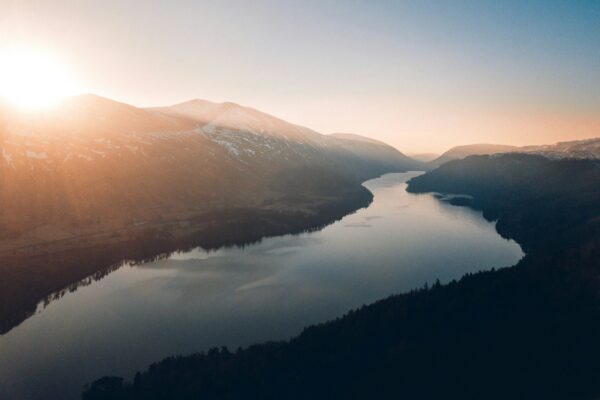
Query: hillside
[
  {"left": 153, "top": 101, "right": 423, "bottom": 181},
  {"left": 83, "top": 153, "right": 600, "bottom": 399},
  {"left": 428, "top": 143, "right": 518, "bottom": 168},
  {"left": 0, "top": 95, "right": 419, "bottom": 334},
  {"left": 409, "top": 154, "right": 600, "bottom": 256},
  {"left": 428, "top": 138, "right": 600, "bottom": 169},
  {"left": 524, "top": 137, "right": 600, "bottom": 160}
]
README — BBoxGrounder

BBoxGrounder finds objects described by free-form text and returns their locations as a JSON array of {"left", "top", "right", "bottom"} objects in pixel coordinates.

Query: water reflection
[{"left": 0, "top": 172, "right": 524, "bottom": 400}]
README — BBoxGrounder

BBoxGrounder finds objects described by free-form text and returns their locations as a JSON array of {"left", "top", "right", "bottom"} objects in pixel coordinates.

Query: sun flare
[{"left": 0, "top": 47, "right": 79, "bottom": 110}]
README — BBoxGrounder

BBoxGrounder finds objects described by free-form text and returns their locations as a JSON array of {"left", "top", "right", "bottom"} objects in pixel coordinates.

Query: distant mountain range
[
  {"left": 428, "top": 144, "right": 519, "bottom": 168},
  {"left": 427, "top": 138, "right": 600, "bottom": 168},
  {"left": 407, "top": 152, "right": 440, "bottom": 162}
]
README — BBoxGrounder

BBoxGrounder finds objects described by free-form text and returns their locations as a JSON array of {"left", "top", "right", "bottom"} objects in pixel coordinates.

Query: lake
[{"left": 0, "top": 172, "right": 524, "bottom": 400}]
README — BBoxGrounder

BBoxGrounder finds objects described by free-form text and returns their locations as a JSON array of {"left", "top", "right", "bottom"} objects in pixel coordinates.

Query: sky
[{"left": 1, "top": 0, "right": 599, "bottom": 153}]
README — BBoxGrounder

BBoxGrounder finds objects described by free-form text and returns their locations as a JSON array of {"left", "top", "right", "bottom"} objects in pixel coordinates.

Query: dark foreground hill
[{"left": 83, "top": 154, "right": 600, "bottom": 400}]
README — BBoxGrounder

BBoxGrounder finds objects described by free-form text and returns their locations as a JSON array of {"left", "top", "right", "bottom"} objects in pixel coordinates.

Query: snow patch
[
  {"left": 26, "top": 151, "right": 47, "bottom": 160},
  {"left": 91, "top": 150, "right": 107, "bottom": 157},
  {"left": 203, "top": 124, "right": 217, "bottom": 134},
  {"left": 212, "top": 139, "right": 240, "bottom": 157},
  {"left": 2, "top": 147, "right": 13, "bottom": 166}
]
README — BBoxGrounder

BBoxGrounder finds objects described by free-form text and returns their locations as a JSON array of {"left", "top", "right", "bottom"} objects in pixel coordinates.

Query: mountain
[
  {"left": 0, "top": 95, "right": 422, "bottom": 247},
  {"left": 326, "top": 133, "right": 424, "bottom": 178},
  {"left": 0, "top": 95, "right": 251, "bottom": 243},
  {"left": 428, "top": 138, "right": 600, "bottom": 169},
  {"left": 83, "top": 153, "right": 600, "bottom": 400},
  {"left": 407, "top": 152, "right": 439, "bottom": 162},
  {"left": 428, "top": 143, "right": 518, "bottom": 168},
  {"left": 0, "top": 95, "right": 420, "bottom": 333},
  {"left": 152, "top": 101, "right": 424, "bottom": 181},
  {"left": 523, "top": 137, "right": 600, "bottom": 160}
]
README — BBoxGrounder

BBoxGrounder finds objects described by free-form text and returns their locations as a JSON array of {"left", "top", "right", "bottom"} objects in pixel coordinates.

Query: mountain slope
[
  {"left": 1, "top": 96, "right": 422, "bottom": 246},
  {"left": 523, "top": 137, "right": 600, "bottom": 160},
  {"left": 428, "top": 143, "right": 518, "bottom": 168},
  {"left": 0, "top": 95, "right": 419, "bottom": 334},
  {"left": 428, "top": 138, "right": 600, "bottom": 169},
  {"left": 327, "top": 132, "right": 424, "bottom": 178},
  {"left": 153, "top": 100, "right": 424, "bottom": 181}
]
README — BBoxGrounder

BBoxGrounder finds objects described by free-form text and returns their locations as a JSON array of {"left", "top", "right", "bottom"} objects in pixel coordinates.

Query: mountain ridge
[
  {"left": 0, "top": 94, "right": 421, "bottom": 335},
  {"left": 428, "top": 143, "right": 519, "bottom": 168},
  {"left": 428, "top": 138, "right": 600, "bottom": 169}
]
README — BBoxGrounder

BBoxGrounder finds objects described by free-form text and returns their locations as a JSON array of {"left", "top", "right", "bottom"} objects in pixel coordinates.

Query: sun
[{"left": 0, "top": 47, "right": 80, "bottom": 110}]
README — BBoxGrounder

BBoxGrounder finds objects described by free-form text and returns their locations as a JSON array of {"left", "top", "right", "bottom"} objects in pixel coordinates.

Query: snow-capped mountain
[
  {"left": 0, "top": 95, "right": 420, "bottom": 250},
  {"left": 0, "top": 94, "right": 426, "bottom": 333},
  {"left": 152, "top": 100, "right": 422, "bottom": 181}
]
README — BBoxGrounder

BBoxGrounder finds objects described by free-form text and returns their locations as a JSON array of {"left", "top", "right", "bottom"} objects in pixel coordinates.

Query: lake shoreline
[{"left": 0, "top": 186, "right": 373, "bottom": 335}]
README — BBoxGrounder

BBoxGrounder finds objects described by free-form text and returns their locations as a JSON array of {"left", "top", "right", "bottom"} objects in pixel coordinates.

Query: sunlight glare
[{"left": 0, "top": 47, "right": 79, "bottom": 110}]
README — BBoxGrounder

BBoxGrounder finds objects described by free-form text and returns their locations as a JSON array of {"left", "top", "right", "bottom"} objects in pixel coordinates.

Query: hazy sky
[{"left": 1, "top": 0, "right": 599, "bottom": 152}]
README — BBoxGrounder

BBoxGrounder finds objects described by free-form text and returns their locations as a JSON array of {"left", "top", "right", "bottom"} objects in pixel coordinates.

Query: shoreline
[{"left": 0, "top": 186, "right": 373, "bottom": 335}]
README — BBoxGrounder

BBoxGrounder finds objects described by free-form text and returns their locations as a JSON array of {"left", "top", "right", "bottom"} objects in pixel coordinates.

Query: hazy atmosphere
[
  {"left": 1, "top": 2, "right": 600, "bottom": 399},
  {"left": 2, "top": 0, "right": 599, "bottom": 152}
]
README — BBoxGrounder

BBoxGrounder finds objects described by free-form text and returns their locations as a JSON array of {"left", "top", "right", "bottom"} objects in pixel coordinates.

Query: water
[{"left": 0, "top": 173, "right": 524, "bottom": 399}]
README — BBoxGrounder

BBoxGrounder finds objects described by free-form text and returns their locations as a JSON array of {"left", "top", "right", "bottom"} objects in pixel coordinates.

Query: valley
[
  {"left": 81, "top": 153, "right": 600, "bottom": 400},
  {"left": 0, "top": 95, "right": 419, "bottom": 334},
  {"left": 0, "top": 172, "right": 523, "bottom": 400},
  {"left": 2, "top": 3, "right": 599, "bottom": 399}
]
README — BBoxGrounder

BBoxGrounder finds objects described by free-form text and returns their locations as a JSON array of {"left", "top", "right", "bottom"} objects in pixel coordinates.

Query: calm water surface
[{"left": 0, "top": 173, "right": 524, "bottom": 400}]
